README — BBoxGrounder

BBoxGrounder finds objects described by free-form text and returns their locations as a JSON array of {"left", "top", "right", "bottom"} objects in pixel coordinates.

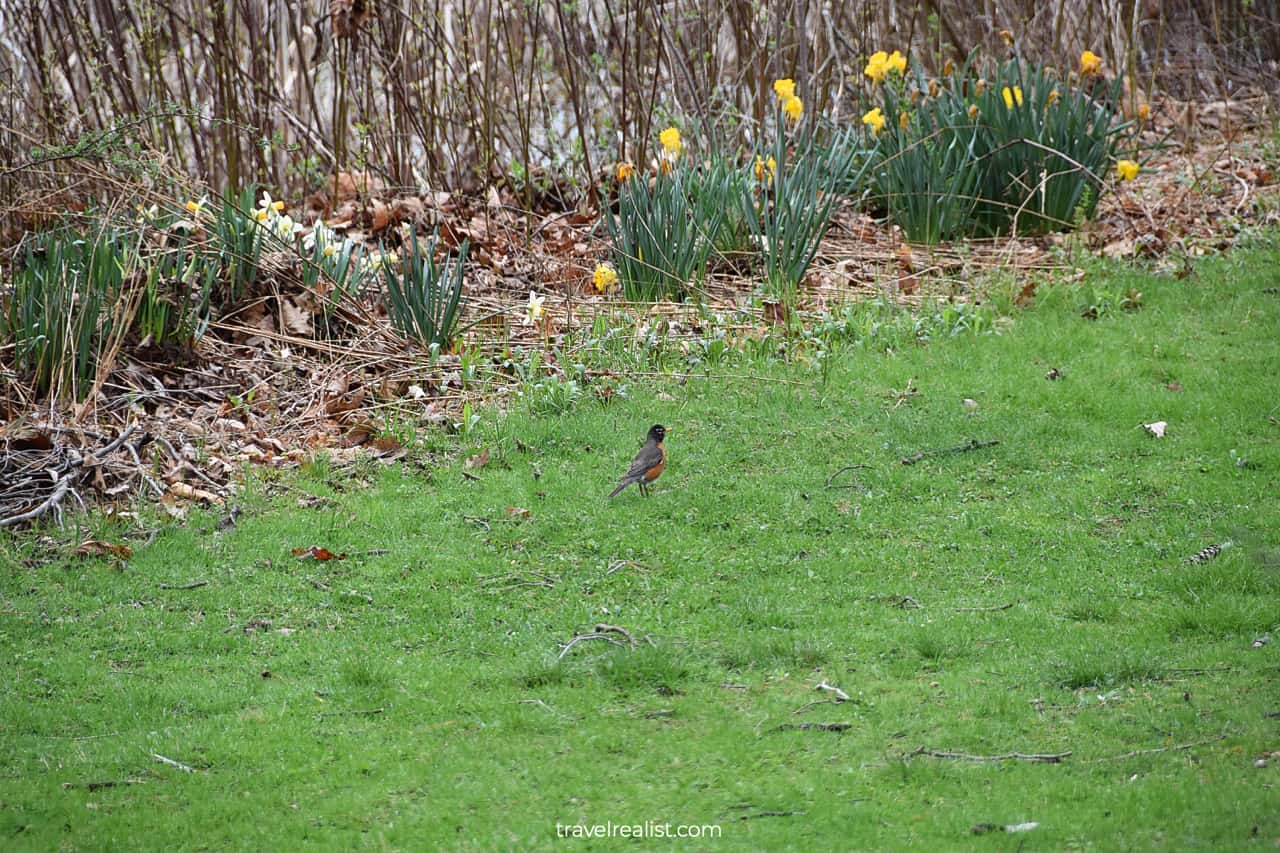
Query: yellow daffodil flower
[
  {"left": 864, "top": 51, "right": 888, "bottom": 83},
  {"left": 1080, "top": 50, "right": 1103, "bottom": 76},
  {"left": 783, "top": 96, "right": 803, "bottom": 122},
  {"left": 1137, "top": 103, "right": 1150, "bottom": 122},
  {"left": 754, "top": 154, "right": 777, "bottom": 183},
  {"left": 1002, "top": 86, "right": 1023, "bottom": 109},
  {"left": 593, "top": 263, "right": 619, "bottom": 293},
  {"left": 773, "top": 78, "right": 796, "bottom": 101},
  {"left": 1046, "top": 90, "right": 1060, "bottom": 107},
  {"left": 659, "top": 127, "right": 682, "bottom": 159},
  {"left": 886, "top": 50, "right": 907, "bottom": 75},
  {"left": 1116, "top": 159, "right": 1139, "bottom": 181},
  {"left": 862, "top": 107, "right": 885, "bottom": 135},
  {"left": 616, "top": 161, "right": 636, "bottom": 181},
  {"left": 258, "top": 192, "right": 285, "bottom": 214}
]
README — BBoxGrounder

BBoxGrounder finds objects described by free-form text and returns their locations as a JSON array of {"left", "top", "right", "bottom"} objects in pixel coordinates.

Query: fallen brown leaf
[
  {"left": 169, "top": 481, "right": 224, "bottom": 505},
  {"left": 1015, "top": 281, "right": 1038, "bottom": 308},
  {"left": 76, "top": 540, "right": 133, "bottom": 560},
  {"left": 291, "top": 546, "right": 346, "bottom": 561}
]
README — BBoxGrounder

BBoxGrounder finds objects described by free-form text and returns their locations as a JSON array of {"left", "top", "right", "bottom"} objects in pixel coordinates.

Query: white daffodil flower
[{"left": 524, "top": 291, "right": 546, "bottom": 325}]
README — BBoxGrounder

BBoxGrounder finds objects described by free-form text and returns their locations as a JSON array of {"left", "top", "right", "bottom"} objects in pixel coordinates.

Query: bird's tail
[{"left": 607, "top": 480, "right": 630, "bottom": 499}]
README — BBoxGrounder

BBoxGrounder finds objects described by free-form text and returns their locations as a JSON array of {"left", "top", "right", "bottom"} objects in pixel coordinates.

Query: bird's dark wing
[{"left": 621, "top": 442, "right": 664, "bottom": 482}]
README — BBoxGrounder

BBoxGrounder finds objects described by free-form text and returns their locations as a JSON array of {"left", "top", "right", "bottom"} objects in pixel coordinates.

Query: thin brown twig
[
  {"left": 908, "top": 747, "right": 1071, "bottom": 763},
  {"left": 1090, "top": 735, "right": 1226, "bottom": 762},
  {"left": 901, "top": 439, "right": 1000, "bottom": 466}
]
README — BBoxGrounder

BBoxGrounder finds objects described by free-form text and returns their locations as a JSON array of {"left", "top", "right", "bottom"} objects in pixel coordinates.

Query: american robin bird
[{"left": 607, "top": 424, "right": 667, "bottom": 498}]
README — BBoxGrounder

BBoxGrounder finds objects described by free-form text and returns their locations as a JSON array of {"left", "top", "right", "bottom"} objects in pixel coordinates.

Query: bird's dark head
[{"left": 648, "top": 424, "right": 667, "bottom": 443}]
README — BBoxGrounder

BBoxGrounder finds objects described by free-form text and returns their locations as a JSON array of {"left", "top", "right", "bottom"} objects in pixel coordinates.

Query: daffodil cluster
[
  {"left": 864, "top": 50, "right": 906, "bottom": 84},
  {"left": 773, "top": 78, "right": 803, "bottom": 123},
  {"left": 303, "top": 221, "right": 355, "bottom": 261},
  {"left": 255, "top": 192, "right": 302, "bottom": 242}
]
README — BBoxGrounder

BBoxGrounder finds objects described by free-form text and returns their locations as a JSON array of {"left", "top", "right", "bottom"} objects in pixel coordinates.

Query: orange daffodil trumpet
[
  {"left": 1080, "top": 50, "right": 1103, "bottom": 76},
  {"left": 862, "top": 107, "right": 886, "bottom": 135},
  {"left": 754, "top": 154, "right": 777, "bottom": 183},
  {"left": 1116, "top": 159, "right": 1139, "bottom": 181}
]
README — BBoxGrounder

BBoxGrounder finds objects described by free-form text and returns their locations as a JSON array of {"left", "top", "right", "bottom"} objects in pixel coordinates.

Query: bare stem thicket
[{"left": 0, "top": 0, "right": 1276, "bottom": 206}]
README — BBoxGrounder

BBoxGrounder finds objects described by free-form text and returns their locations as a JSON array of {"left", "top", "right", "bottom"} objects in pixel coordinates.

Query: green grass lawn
[{"left": 3, "top": 248, "right": 1279, "bottom": 850}]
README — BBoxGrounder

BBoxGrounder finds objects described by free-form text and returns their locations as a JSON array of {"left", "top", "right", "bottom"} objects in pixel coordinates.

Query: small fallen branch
[
  {"left": 738, "top": 810, "right": 807, "bottom": 820},
  {"left": 318, "top": 707, "right": 385, "bottom": 718},
  {"left": 479, "top": 570, "right": 557, "bottom": 591},
  {"left": 62, "top": 778, "right": 146, "bottom": 792},
  {"left": 605, "top": 559, "right": 658, "bottom": 576},
  {"left": 159, "top": 580, "right": 209, "bottom": 590},
  {"left": 771, "top": 722, "right": 853, "bottom": 733},
  {"left": 1091, "top": 735, "right": 1226, "bottom": 762},
  {"left": 908, "top": 747, "right": 1070, "bottom": 763},
  {"left": 557, "top": 624, "right": 642, "bottom": 660},
  {"left": 825, "top": 464, "right": 871, "bottom": 489},
  {"left": 972, "top": 821, "right": 1039, "bottom": 835},
  {"left": 955, "top": 602, "right": 1016, "bottom": 612},
  {"left": 150, "top": 753, "right": 196, "bottom": 773},
  {"left": 900, "top": 438, "right": 999, "bottom": 466}
]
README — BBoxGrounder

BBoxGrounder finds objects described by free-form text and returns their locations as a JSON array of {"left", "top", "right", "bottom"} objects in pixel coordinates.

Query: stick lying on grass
[
  {"left": 908, "top": 747, "right": 1070, "bottom": 763},
  {"left": 900, "top": 438, "right": 999, "bottom": 466},
  {"left": 556, "top": 624, "right": 645, "bottom": 660},
  {"left": 151, "top": 753, "right": 196, "bottom": 773}
]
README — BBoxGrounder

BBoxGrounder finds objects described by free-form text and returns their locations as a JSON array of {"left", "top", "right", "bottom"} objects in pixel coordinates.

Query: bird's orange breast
[{"left": 644, "top": 443, "right": 666, "bottom": 481}]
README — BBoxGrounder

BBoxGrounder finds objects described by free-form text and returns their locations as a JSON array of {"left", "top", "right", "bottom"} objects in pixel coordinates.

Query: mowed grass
[{"left": 2, "top": 248, "right": 1279, "bottom": 850}]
